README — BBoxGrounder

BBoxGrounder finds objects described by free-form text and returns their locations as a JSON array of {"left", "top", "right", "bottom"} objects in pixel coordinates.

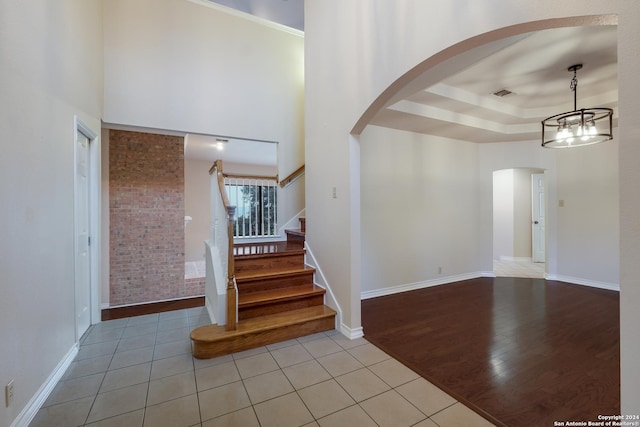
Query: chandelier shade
[{"left": 541, "top": 64, "right": 613, "bottom": 148}]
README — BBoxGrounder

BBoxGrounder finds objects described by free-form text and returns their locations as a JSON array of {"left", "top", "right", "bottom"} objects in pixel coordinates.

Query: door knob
[{"left": 534, "top": 221, "right": 539, "bottom": 224}]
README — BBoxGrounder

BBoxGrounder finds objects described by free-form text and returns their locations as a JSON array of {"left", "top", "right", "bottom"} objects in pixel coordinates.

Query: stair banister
[
  {"left": 209, "top": 160, "right": 238, "bottom": 331},
  {"left": 225, "top": 205, "right": 237, "bottom": 331},
  {"left": 224, "top": 172, "right": 279, "bottom": 181},
  {"left": 279, "top": 164, "right": 304, "bottom": 188}
]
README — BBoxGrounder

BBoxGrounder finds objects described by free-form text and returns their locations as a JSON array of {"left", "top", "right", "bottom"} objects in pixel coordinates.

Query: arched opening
[
  {"left": 356, "top": 17, "right": 619, "bottom": 292},
  {"left": 357, "top": 15, "right": 620, "bottom": 426},
  {"left": 352, "top": 15, "right": 617, "bottom": 135}
]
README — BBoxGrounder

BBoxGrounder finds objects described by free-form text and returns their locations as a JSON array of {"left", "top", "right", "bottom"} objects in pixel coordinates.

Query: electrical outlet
[
  {"left": 438, "top": 266, "right": 442, "bottom": 274},
  {"left": 5, "top": 380, "right": 14, "bottom": 407}
]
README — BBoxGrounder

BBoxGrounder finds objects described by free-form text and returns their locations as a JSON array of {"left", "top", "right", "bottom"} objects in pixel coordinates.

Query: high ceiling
[
  {"left": 200, "top": 1, "right": 617, "bottom": 148},
  {"left": 372, "top": 25, "right": 618, "bottom": 144}
]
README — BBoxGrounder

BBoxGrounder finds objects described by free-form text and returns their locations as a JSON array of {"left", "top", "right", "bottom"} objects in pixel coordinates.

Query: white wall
[
  {"left": 554, "top": 137, "right": 619, "bottom": 287},
  {"left": 0, "top": 1, "right": 103, "bottom": 425},
  {"left": 102, "top": 0, "right": 305, "bottom": 301},
  {"left": 185, "top": 159, "right": 212, "bottom": 262},
  {"left": 360, "top": 126, "right": 480, "bottom": 295},
  {"left": 103, "top": 0, "right": 305, "bottom": 180},
  {"left": 618, "top": 0, "right": 640, "bottom": 412},
  {"left": 223, "top": 162, "right": 278, "bottom": 177},
  {"left": 493, "top": 169, "right": 515, "bottom": 260},
  {"left": 306, "top": 0, "right": 639, "bottom": 411},
  {"left": 361, "top": 127, "right": 617, "bottom": 297}
]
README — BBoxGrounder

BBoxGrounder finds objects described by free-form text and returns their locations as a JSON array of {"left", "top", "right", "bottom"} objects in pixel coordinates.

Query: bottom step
[{"left": 190, "top": 305, "right": 337, "bottom": 359}]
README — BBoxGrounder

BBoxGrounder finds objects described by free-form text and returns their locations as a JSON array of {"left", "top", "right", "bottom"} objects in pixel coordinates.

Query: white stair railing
[{"left": 205, "top": 160, "right": 237, "bottom": 329}]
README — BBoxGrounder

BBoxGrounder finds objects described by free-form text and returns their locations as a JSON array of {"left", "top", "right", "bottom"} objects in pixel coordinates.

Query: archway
[
  {"left": 351, "top": 15, "right": 617, "bottom": 135},
  {"left": 353, "top": 13, "right": 622, "bottom": 424}
]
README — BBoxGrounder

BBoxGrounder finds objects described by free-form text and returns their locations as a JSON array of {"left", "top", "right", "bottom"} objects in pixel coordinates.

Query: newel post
[{"left": 225, "top": 206, "right": 237, "bottom": 331}]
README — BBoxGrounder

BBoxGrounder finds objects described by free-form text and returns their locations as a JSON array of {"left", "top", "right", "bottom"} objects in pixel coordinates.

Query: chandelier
[{"left": 541, "top": 64, "right": 613, "bottom": 148}]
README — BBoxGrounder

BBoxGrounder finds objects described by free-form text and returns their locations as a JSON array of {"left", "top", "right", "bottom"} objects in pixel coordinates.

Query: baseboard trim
[
  {"left": 11, "top": 344, "right": 78, "bottom": 427},
  {"left": 499, "top": 256, "right": 533, "bottom": 262},
  {"left": 340, "top": 324, "right": 364, "bottom": 340},
  {"left": 101, "top": 296, "right": 205, "bottom": 320},
  {"left": 361, "top": 272, "right": 619, "bottom": 300},
  {"left": 545, "top": 274, "right": 620, "bottom": 291},
  {"left": 361, "top": 272, "right": 491, "bottom": 300},
  {"left": 480, "top": 270, "right": 497, "bottom": 278},
  {"left": 204, "top": 297, "right": 217, "bottom": 326},
  {"left": 303, "top": 242, "right": 344, "bottom": 335}
]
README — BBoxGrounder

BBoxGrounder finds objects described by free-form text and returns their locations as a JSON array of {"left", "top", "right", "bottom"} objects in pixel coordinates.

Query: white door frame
[
  {"left": 531, "top": 173, "right": 546, "bottom": 263},
  {"left": 74, "top": 116, "right": 101, "bottom": 341}
]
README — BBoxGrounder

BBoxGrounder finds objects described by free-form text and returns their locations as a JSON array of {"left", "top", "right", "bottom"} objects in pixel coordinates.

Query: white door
[
  {"left": 531, "top": 173, "right": 545, "bottom": 263},
  {"left": 75, "top": 131, "right": 91, "bottom": 339}
]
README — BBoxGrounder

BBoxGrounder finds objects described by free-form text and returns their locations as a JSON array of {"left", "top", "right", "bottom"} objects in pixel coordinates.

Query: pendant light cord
[{"left": 570, "top": 68, "right": 578, "bottom": 110}]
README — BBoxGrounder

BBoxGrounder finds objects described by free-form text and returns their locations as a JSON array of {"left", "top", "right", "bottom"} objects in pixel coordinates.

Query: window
[{"left": 225, "top": 177, "right": 277, "bottom": 238}]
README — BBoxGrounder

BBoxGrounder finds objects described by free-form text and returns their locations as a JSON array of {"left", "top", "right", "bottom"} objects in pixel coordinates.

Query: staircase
[{"left": 191, "top": 218, "right": 337, "bottom": 359}]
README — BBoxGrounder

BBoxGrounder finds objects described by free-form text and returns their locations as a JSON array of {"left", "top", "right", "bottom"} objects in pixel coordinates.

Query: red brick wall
[{"left": 109, "top": 129, "right": 189, "bottom": 306}]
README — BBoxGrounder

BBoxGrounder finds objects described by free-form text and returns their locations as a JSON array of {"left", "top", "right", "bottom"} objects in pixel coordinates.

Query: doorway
[
  {"left": 531, "top": 173, "right": 545, "bottom": 263},
  {"left": 493, "top": 168, "right": 546, "bottom": 278},
  {"left": 74, "top": 118, "right": 99, "bottom": 341}
]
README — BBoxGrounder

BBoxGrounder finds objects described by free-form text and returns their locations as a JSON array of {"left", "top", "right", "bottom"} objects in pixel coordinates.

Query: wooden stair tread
[
  {"left": 191, "top": 217, "right": 322, "bottom": 359},
  {"left": 191, "top": 305, "right": 336, "bottom": 342},
  {"left": 285, "top": 228, "right": 305, "bottom": 243},
  {"left": 238, "top": 284, "right": 325, "bottom": 307},
  {"left": 235, "top": 266, "right": 315, "bottom": 281}
]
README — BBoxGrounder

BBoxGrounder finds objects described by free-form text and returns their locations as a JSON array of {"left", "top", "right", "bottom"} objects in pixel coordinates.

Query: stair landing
[{"left": 191, "top": 305, "right": 336, "bottom": 359}]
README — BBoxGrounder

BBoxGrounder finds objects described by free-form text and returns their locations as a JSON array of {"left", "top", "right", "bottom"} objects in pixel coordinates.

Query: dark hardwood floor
[{"left": 361, "top": 277, "right": 620, "bottom": 427}]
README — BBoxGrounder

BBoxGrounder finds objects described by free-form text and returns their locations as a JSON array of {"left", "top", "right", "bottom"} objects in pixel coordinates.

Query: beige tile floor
[
  {"left": 30, "top": 307, "right": 495, "bottom": 427},
  {"left": 493, "top": 258, "right": 545, "bottom": 278}
]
